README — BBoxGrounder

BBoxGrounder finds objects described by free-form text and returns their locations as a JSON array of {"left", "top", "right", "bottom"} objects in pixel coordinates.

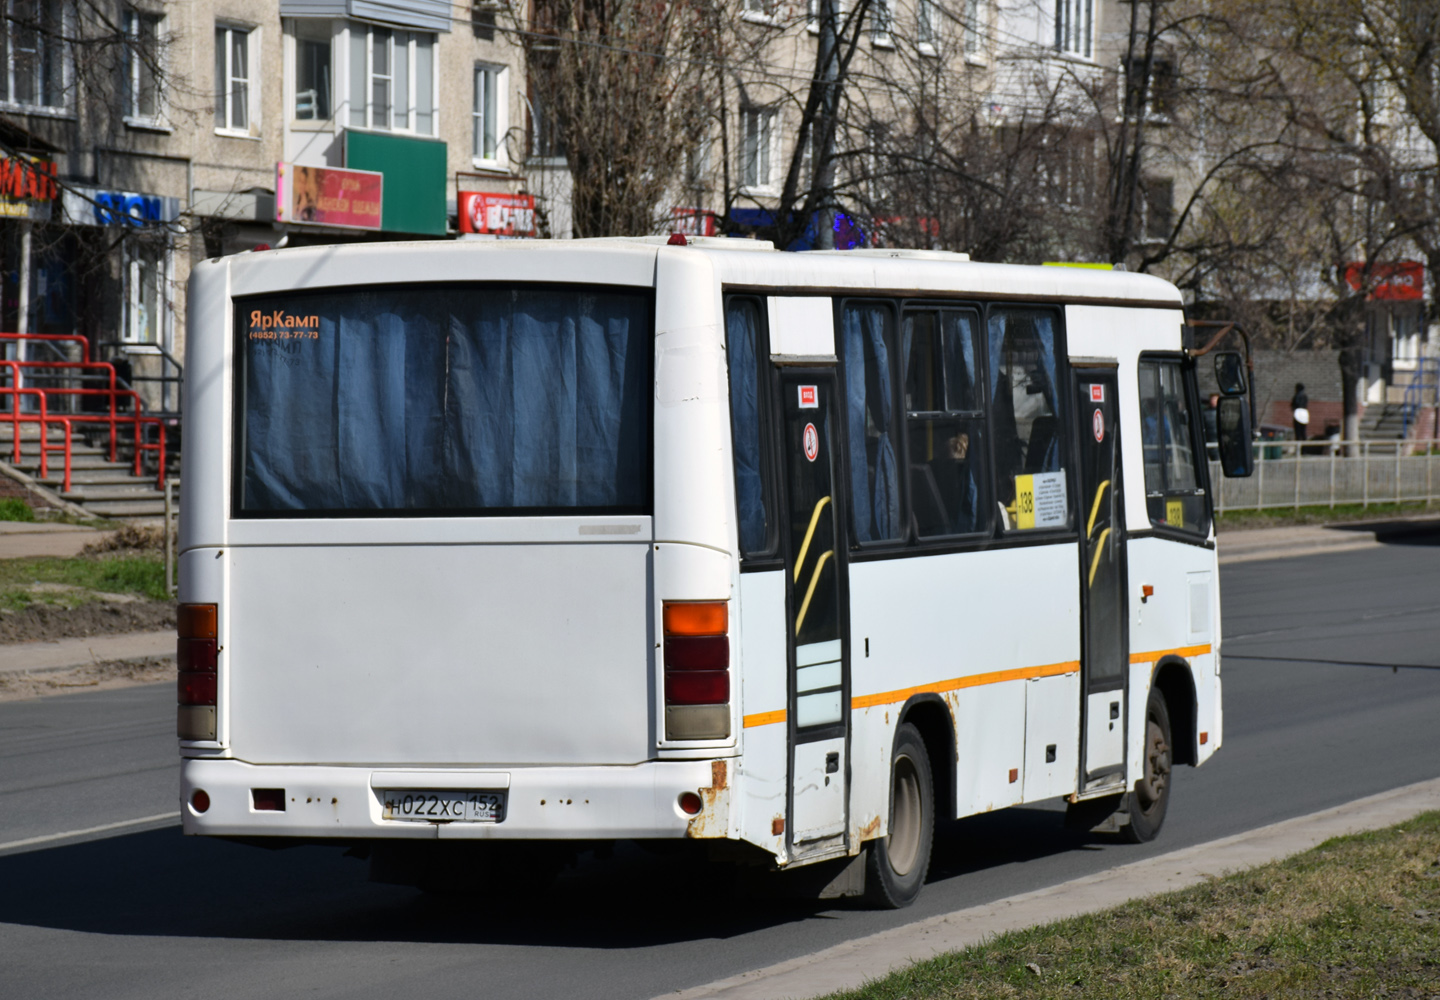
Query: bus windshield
[{"left": 236, "top": 284, "right": 651, "bottom": 516}]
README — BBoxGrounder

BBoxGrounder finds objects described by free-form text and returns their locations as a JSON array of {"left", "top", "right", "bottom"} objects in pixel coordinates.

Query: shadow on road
[
  {"left": 1331, "top": 519, "right": 1440, "bottom": 546},
  {"left": 0, "top": 804, "right": 1101, "bottom": 945}
]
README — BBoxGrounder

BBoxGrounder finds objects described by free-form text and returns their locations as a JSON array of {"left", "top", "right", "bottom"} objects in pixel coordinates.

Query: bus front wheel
[
  {"left": 865, "top": 722, "right": 934, "bottom": 908},
  {"left": 1124, "top": 688, "right": 1172, "bottom": 843}
]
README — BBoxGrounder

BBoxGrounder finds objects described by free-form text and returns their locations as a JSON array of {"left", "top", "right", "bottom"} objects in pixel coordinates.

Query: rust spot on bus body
[
  {"left": 858, "top": 814, "right": 881, "bottom": 840},
  {"left": 686, "top": 760, "right": 730, "bottom": 839}
]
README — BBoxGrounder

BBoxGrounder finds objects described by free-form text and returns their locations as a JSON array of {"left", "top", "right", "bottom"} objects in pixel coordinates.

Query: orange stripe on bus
[
  {"left": 850, "top": 660, "right": 1081, "bottom": 710},
  {"left": 743, "top": 709, "right": 787, "bottom": 728},
  {"left": 1130, "top": 643, "right": 1212, "bottom": 664}
]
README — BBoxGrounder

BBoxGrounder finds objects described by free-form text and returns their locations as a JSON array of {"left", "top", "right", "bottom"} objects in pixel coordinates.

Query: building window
[
  {"left": 1123, "top": 57, "right": 1175, "bottom": 122},
  {"left": 214, "top": 25, "right": 251, "bottom": 132},
  {"left": 741, "top": 0, "right": 774, "bottom": 23},
  {"left": 871, "top": 0, "right": 892, "bottom": 45},
  {"left": 917, "top": 0, "right": 937, "bottom": 53},
  {"left": 473, "top": 63, "right": 506, "bottom": 164},
  {"left": 0, "top": 0, "right": 66, "bottom": 110},
  {"left": 741, "top": 106, "right": 776, "bottom": 191},
  {"left": 1054, "top": 0, "right": 1091, "bottom": 57},
  {"left": 294, "top": 23, "right": 331, "bottom": 121},
  {"left": 124, "top": 236, "right": 170, "bottom": 346},
  {"left": 347, "top": 23, "right": 435, "bottom": 135},
  {"left": 123, "top": 8, "right": 163, "bottom": 123},
  {"left": 1142, "top": 176, "right": 1174, "bottom": 241},
  {"left": 963, "top": 0, "right": 982, "bottom": 56}
]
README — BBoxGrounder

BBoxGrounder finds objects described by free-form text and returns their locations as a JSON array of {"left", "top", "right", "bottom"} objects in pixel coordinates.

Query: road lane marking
[{"left": 0, "top": 812, "right": 179, "bottom": 853}]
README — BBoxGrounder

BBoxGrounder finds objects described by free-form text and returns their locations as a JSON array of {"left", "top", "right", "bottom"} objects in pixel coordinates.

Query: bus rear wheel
[
  {"left": 864, "top": 722, "right": 933, "bottom": 909},
  {"left": 1123, "top": 688, "right": 1172, "bottom": 844}
]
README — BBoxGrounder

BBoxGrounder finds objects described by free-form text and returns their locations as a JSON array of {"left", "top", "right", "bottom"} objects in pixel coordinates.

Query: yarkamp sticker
[{"left": 247, "top": 309, "right": 321, "bottom": 341}]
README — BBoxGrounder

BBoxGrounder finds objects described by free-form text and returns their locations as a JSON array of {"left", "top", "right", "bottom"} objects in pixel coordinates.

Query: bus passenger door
[
  {"left": 1074, "top": 368, "right": 1129, "bottom": 792},
  {"left": 777, "top": 371, "right": 851, "bottom": 858}
]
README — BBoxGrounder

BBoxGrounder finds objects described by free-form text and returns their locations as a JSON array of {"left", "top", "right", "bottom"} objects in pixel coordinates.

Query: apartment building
[{"left": 0, "top": 0, "right": 527, "bottom": 402}]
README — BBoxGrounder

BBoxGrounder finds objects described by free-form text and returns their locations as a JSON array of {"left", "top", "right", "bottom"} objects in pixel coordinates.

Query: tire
[
  {"left": 864, "top": 722, "right": 934, "bottom": 908},
  {"left": 1123, "top": 686, "right": 1173, "bottom": 844}
]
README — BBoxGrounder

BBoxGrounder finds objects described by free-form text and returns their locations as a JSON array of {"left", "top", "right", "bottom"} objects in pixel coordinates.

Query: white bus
[{"left": 177, "top": 237, "right": 1254, "bottom": 906}]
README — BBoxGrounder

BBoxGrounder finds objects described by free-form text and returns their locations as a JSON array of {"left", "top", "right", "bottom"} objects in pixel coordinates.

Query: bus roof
[{"left": 217, "top": 238, "right": 1184, "bottom": 309}]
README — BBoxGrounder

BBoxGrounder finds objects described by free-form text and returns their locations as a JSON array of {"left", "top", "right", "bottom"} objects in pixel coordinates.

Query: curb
[
  {"left": 660, "top": 776, "right": 1440, "bottom": 1000},
  {"left": 0, "top": 630, "right": 175, "bottom": 676}
]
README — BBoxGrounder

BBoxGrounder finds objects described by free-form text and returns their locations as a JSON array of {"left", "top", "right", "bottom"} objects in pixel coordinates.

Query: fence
[{"left": 1209, "top": 440, "right": 1440, "bottom": 512}]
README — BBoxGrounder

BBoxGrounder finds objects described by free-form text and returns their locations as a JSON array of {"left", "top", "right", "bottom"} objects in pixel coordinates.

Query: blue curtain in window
[
  {"left": 242, "top": 288, "right": 649, "bottom": 513},
  {"left": 725, "top": 300, "right": 766, "bottom": 554},
  {"left": 842, "top": 304, "right": 898, "bottom": 542},
  {"left": 988, "top": 309, "right": 1060, "bottom": 471}
]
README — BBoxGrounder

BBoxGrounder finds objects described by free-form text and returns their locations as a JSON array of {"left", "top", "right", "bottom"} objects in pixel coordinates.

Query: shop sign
[
  {"left": 1343, "top": 261, "right": 1424, "bottom": 301},
  {"left": 275, "top": 162, "right": 383, "bottom": 230},
  {"left": 670, "top": 207, "right": 717, "bottom": 237},
  {"left": 62, "top": 186, "right": 181, "bottom": 228},
  {"left": 459, "top": 192, "right": 536, "bottom": 236},
  {"left": 0, "top": 153, "right": 59, "bottom": 221}
]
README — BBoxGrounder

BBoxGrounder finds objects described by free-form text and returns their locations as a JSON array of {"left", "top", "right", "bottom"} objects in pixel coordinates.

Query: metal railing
[
  {"left": 1401, "top": 358, "right": 1440, "bottom": 439},
  {"left": 1209, "top": 439, "right": 1440, "bottom": 512},
  {"left": 0, "top": 332, "right": 171, "bottom": 491}
]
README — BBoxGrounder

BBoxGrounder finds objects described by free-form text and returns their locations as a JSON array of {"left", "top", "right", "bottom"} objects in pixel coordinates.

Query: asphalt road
[{"left": 3, "top": 535, "right": 1440, "bottom": 999}]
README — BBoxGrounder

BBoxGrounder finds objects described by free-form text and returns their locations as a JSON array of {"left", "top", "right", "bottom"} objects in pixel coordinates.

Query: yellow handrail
[
  {"left": 1086, "top": 479, "right": 1111, "bottom": 539},
  {"left": 793, "top": 495, "right": 832, "bottom": 583},
  {"left": 795, "top": 550, "right": 834, "bottom": 635},
  {"left": 1087, "top": 527, "right": 1112, "bottom": 587}
]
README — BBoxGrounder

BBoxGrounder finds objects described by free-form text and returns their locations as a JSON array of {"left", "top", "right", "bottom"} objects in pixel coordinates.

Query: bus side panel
[
  {"left": 181, "top": 257, "right": 230, "bottom": 553},
  {"left": 847, "top": 545, "right": 1080, "bottom": 823},
  {"left": 1126, "top": 536, "right": 1220, "bottom": 776},
  {"left": 1022, "top": 671, "right": 1081, "bottom": 802},
  {"left": 736, "top": 570, "right": 789, "bottom": 858}
]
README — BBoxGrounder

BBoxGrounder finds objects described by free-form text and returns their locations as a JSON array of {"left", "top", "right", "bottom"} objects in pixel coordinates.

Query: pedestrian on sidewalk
[{"left": 1291, "top": 383, "right": 1310, "bottom": 442}]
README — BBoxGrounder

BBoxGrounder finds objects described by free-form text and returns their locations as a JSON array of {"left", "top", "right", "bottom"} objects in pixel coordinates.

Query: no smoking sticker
[
  {"left": 1093, "top": 408, "right": 1105, "bottom": 442},
  {"left": 803, "top": 422, "right": 819, "bottom": 461}
]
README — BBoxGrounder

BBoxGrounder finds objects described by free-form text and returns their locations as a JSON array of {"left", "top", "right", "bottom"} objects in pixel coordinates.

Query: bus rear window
[{"left": 236, "top": 285, "right": 651, "bottom": 516}]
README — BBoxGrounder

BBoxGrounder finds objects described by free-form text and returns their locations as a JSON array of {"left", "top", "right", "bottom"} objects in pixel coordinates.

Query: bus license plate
[{"left": 381, "top": 790, "right": 506, "bottom": 823}]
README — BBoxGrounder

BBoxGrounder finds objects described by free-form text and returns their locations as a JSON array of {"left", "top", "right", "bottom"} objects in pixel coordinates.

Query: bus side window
[
  {"left": 839, "top": 301, "right": 904, "bottom": 544},
  {"left": 902, "top": 307, "right": 989, "bottom": 538},
  {"left": 1137, "top": 359, "right": 1210, "bottom": 536},
  {"left": 725, "top": 296, "right": 776, "bottom": 558},
  {"left": 987, "top": 307, "right": 1069, "bottom": 532}
]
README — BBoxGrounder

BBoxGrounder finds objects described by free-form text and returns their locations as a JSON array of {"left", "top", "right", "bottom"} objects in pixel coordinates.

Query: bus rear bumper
[{"left": 180, "top": 758, "right": 722, "bottom": 840}]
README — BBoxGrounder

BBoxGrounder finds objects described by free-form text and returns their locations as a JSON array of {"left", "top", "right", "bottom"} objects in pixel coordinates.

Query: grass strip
[
  {"left": 1217, "top": 501, "right": 1439, "bottom": 530},
  {"left": 0, "top": 553, "right": 168, "bottom": 609},
  {"left": 824, "top": 811, "right": 1440, "bottom": 999}
]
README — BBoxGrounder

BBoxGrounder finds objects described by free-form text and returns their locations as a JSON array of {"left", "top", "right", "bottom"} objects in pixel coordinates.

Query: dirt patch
[
  {"left": 81, "top": 523, "right": 164, "bottom": 558},
  {"left": 0, "top": 599, "right": 175, "bottom": 644},
  {"left": 0, "top": 655, "right": 173, "bottom": 702}
]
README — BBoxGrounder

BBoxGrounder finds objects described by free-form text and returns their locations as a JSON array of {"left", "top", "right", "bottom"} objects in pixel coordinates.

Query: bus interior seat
[
  {"left": 909, "top": 463, "right": 947, "bottom": 536},
  {"left": 1024, "top": 415, "right": 1056, "bottom": 472}
]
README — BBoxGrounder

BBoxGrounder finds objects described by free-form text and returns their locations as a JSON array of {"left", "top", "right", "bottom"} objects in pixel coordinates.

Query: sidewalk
[
  {"left": 0, "top": 521, "right": 110, "bottom": 560},
  {"left": 1217, "top": 514, "right": 1440, "bottom": 564},
  {"left": 0, "top": 630, "right": 174, "bottom": 676},
  {"left": 665, "top": 776, "right": 1440, "bottom": 1000}
]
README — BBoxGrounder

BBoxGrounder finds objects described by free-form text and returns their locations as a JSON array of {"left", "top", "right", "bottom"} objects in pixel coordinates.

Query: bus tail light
[
  {"left": 177, "top": 602, "right": 218, "bottom": 741},
  {"left": 663, "top": 601, "right": 731, "bottom": 741}
]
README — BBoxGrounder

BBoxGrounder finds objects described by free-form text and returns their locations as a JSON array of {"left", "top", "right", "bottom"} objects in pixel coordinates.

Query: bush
[{"left": 0, "top": 498, "right": 35, "bottom": 522}]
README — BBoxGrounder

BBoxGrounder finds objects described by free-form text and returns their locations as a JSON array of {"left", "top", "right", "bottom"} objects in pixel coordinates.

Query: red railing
[{"left": 0, "top": 333, "right": 170, "bottom": 492}]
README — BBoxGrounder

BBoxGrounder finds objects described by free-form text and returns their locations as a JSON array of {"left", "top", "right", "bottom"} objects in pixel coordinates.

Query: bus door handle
[{"left": 825, "top": 752, "right": 839, "bottom": 774}]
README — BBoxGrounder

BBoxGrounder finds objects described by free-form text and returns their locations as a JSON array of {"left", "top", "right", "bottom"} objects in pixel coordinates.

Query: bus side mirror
[
  {"left": 1217, "top": 396, "right": 1254, "bottom": 478},
  {"left": 1214, "top": 352, "right": 1247, "bottom": 395}
]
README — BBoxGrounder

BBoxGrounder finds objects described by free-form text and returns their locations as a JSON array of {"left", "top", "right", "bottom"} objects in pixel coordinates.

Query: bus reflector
[
  {"left": 663, "top": 601, "right": 727, "bottom": 636},
  {"left": 178, "top": 603, "right": 217, "bottom": 639},
  {"left": 663, "top": 636, "right": 728, "bottom": 670},
  {"left": 665, "top": 670, "right": 729, "bottom": 705},
  {"left": 678, "top": 792, "right": 702, "bottom": 815},
  {"left": 178, "top": 671, "right": 217, "bottom": 706},
  {"left": 191, "top": 790, "right": 210, "bottom": 813},
  {"left": 252, "top": 789, "right": 286, "bottom": 812},
  {"left": 178, "top": 638, "right": 218, "bottom": 673}
]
